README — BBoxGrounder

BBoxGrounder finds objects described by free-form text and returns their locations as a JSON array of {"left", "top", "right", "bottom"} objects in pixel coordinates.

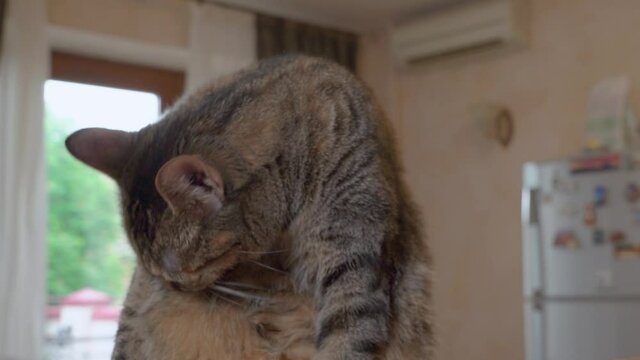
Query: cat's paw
[{"left": 248, "top": 295, "right": 315, "bottom": 359}]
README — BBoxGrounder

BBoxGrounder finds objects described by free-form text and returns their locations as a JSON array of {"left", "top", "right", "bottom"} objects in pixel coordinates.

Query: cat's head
[{"left": 65, "top": 126, "right": 250, "bottom": 291}]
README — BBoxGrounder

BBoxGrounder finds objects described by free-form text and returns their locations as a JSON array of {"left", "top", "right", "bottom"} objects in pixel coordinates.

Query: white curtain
[
  {"left": 0, "top": 0, "right": 49, "bottom": 358},
  {"left": 186, "top": 2, "right": 257, "bottom": 93}
]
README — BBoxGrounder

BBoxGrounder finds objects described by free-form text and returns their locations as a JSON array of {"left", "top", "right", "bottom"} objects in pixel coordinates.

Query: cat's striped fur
[{"left": 66, "top": 55, "right": 433, "bottom": 359}]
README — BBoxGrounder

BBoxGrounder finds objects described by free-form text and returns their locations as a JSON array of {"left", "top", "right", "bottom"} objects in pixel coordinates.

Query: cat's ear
[
  {"left": 154, "top": 155, "right": 225, "bottom": 215},
  {"left": 65, "top": 128, "right": 133, "bottom": 179}
]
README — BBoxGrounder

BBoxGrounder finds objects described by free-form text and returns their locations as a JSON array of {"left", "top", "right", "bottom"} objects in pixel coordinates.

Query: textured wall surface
[
  {"left": 362, "top": 0, "right": 640, "bottom": 359},
  {"left": 47, "top": 0, "right": 189, "bottom": 48}
]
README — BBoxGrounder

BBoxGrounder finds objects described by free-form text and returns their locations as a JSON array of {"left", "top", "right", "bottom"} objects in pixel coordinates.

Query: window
[{"left": 44, "top": 53, "right": 184, "bottom": 360}]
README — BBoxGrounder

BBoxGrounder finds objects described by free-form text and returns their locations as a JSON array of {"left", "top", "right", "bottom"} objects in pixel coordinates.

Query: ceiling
[{"left": 210, "top": 0, "right": 468, "bottom": 33}]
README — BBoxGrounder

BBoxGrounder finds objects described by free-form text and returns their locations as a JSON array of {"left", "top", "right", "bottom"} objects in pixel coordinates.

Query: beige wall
[
  {"left": 47, "top": 0, "right": 189, "bottom": 48},
  {"left": 358, "top": 29, "right": 400, "bottom": 128},
  {"left": 362, "top": 0, "right": 640, "bottom": 359}
]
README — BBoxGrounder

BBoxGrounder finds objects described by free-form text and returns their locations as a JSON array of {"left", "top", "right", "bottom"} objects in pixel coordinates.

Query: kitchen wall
[
  {"left": 47, "top": 0, "right": 189, "bottom": 48},
  {"left": 357, "top": 29, "right": 400, "bottom": 129},
  {"left": 360, "top": 0, "right": 640, "bottom": 359}
]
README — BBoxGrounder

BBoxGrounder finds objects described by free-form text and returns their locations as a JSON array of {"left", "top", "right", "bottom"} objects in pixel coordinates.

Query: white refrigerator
[{"left": 522, "top": 160, "right": 640, "bottom": 360}]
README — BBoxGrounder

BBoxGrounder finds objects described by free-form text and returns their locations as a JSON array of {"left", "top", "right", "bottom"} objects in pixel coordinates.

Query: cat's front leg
[
  {"left": 292, "top": 205, "right": 391, "bottom": 360},
  {"left": 311, "top": 250, "right": 390, "bottom": 360}
]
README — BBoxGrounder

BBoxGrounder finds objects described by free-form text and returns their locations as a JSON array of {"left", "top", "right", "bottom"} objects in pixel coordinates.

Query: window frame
[{"left": 50, "top": 51, "right": 185, "bottom": 110}]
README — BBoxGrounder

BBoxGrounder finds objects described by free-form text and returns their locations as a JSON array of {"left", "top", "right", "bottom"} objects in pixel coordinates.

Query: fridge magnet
[
  {"left": 594, "top": 185, "right": 607, "bottom": 206},
  {"left": 593, "top": 228, "right": 606, "bottom": 245},
  {"left": 570, "top": 153, "right": 621, "bottom": 173},
  {"left": 554, "top": 230, "right": 580, "bottom": 249},
  {"left": 609, "top": 231, "right": 626, "bottom": 245},
  {"left": 626, "top": 183, "right": 640, "bottom": 203},
  {"left": 583, "top": 203, "right": 597, "bottom": 226},
  {"left": 614, "top": 244, "right": 640, "bottom": 259}
]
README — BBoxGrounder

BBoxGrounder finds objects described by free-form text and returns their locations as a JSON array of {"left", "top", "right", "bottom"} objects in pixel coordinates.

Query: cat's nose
[{"left": 162, "top": 251, "right": 182, "bottom": 274}]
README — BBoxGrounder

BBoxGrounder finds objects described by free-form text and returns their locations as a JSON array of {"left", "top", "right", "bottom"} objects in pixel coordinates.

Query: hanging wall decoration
[{"left": 472, "top": 103, "right": 515, "bottom": 148}]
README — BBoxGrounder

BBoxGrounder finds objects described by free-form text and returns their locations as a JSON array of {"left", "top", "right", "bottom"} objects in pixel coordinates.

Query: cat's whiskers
[
  {"left": 215, "top": 281, "right": 268, "bottom": 291},
  {"left": 211, "top": 284, "right": 269, "bottom": 302},
  {"left": 238, "top": 249, "right": 289, "bottom": 255},
  {"left": 248, "top": 260, "right": 288, "bottom": 274},
  {"left": 209, "top": 289, "right": 242, "bottom": 306}
]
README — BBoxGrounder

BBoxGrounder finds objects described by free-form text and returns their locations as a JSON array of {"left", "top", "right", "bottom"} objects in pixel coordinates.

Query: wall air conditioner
[{"left": 391, "top": 0, "right": 526, "bottom": 64}]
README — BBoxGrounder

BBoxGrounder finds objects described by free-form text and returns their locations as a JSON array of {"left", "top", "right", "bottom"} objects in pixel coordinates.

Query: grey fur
[{"left": 66, "top": 55, "right": 433, "bottom": 360}]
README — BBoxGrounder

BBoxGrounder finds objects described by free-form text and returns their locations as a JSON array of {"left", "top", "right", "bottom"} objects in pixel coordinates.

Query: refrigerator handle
[
  {"left": 522, "top": 188, "right": 540, "bottom": 225},
  {"left": 532, "top": 288, "right": 544, "bottom": 311}
]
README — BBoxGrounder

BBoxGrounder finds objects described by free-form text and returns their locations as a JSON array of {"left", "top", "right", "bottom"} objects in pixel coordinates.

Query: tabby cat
[{"left": 66, "top": 55, "right": 433, "bottom": 360}]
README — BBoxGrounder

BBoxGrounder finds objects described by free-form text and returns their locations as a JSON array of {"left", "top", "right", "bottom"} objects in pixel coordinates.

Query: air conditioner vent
[{"left": 392, "top": 0, "right": 525, "bottom": 64}]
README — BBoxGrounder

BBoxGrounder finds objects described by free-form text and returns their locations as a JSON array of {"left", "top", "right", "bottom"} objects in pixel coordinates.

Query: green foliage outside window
[{"left": 46, "top": 111, "right": 134, "bottom": 301}]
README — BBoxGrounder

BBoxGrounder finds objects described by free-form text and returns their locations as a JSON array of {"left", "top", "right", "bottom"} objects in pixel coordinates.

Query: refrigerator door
[
  {"left": 544, "top": 300, "right": 640, "bottom": 360},
  {"left": 534, "top": 161, "right": 640, "bottom": 297}
]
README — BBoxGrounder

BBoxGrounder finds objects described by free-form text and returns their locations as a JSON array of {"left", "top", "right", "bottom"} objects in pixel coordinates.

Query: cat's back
[
  {"left": 254, "top": 57, "right": 434, "bottom": 357},
  {"left": 160, "top": 56, "right": 433, "bottom": 358},
  {"left": 178, "top": 54, "right": 377, "bottom": 136}
]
